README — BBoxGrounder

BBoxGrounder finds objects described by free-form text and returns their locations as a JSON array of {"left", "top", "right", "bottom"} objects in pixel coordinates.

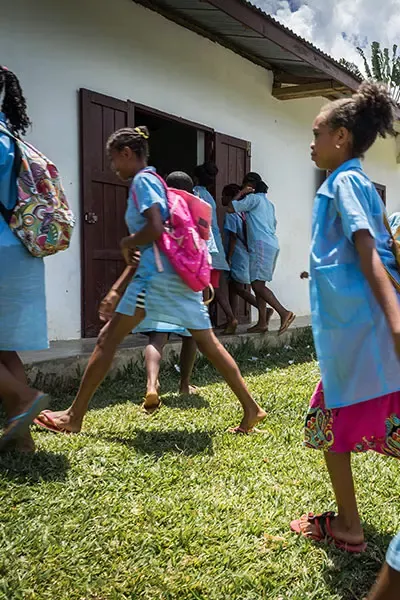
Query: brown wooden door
[
  {"left": 80, "top": 89, "right": 134, "bottom": 337},
  {"left": 213, "top": 133, "right": 251, "bottom": 326}
]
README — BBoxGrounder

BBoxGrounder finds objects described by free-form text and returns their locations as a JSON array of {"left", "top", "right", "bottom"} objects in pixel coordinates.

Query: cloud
[{"left": 251, "top": 0, "right": 400, "bottom": 67}]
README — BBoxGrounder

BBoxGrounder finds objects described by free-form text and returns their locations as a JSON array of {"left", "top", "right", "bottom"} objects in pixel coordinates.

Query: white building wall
[{"left": 1, "top": 0, "right": 399, "bottom": 339}]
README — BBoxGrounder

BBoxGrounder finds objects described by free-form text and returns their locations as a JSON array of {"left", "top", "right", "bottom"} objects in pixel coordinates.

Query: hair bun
[
  {"left": 354, "top": 81, "right": 395, "bottom": 137},
  {"left": 203, "top": 161, "right": 219, "bottom": 177}
]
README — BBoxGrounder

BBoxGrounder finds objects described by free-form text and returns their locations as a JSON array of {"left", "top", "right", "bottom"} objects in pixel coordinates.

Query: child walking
[
  {"left": 222, "top": 184, "right": 273, "bottom": 332},
  {"left": 290, "top": 82, "right": 400, "bottom": 552},
  {"left": 35, "top": 128, "right": 265, "bottom": 435},
  {"left": 193, "top": 162, "right": 238, "bottom": 332},
  {"left": 134, "top": 171, "right": 198, "bottom": 413},
  {"left": 0, "top": 66, "right": 49, "bottom": 452},
  {"left": 227, "top": 173, "right": 294, "bottom": 334}
]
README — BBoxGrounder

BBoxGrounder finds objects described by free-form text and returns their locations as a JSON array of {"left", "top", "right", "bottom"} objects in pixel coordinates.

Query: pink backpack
[{"left": 133, "top": 171, "right": 212, "bottom": 292}]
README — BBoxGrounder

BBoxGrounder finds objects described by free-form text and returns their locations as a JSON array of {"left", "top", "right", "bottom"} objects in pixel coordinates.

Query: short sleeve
[
  {"left": 0, "top": 133, "right": 13, "bottom": 170},
  {"left": 133, "top": 172, "right": 166, "bottom": 215},
  {"left": 232, "top": 193, "right": 260, "bottom": 214},
  {"left": 224, "top": 213, "right": 238, "bottom": 234},
  {"left": 333, "top": 174, "right": 374, "bottom": 243}
]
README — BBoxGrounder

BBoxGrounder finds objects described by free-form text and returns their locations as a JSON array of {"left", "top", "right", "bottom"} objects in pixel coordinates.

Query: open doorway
[{"left": 135, "top": 108, "right": 200, "bottom": 180}]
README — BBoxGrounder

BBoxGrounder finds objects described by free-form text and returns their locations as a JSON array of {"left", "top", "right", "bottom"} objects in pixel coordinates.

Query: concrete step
[{"left": 22, "top": 316, "right": 311, "bottom": 381}]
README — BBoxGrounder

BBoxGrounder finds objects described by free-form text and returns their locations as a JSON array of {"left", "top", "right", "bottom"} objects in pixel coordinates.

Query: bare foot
[
  {"left": 142, "top": 390, "right": 161, "bottom": 414},
  {"left": 179, "top": 384, "right": 198, "bottom": 395},
  {"left": 35, "top": 409, "right": 82, "bottom": 433},
  {"left": 278, "top": 312, "right": 296, "bottom": 336},
  {"left": 298, "top": 513, "right": 364, "bottom": 546},
  {"left": 233, "top": 406, "right": 267, "bottom": 433},
  {"left": 222, "top": 319, "right": 238, "bottom": 335},
  {"left": 247, "top": 323, "right": 268, "bottom": 334}
]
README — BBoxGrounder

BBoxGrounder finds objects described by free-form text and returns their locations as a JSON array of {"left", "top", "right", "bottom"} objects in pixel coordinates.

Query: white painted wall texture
[{"left": 1, "top": 0, "right": 399, "bottom": 339}]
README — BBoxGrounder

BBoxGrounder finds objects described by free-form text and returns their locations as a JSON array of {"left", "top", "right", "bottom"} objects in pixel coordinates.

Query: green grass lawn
[{"left": 1, "top": 330, "right": 399, "bottom": 600}]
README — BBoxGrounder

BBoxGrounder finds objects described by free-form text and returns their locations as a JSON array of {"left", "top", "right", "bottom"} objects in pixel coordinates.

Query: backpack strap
[{"left": 0, "top": 122, "right": 21, "bottom": 224}]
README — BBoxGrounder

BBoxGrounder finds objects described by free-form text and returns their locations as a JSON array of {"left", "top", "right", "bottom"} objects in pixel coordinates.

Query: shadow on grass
[
  {"left": 161, "top": 392, "right": 210, "bottom": 410},
  {"left": 0, "top": 450, "right": 70, "bottom": 484},
  {"left": 31, "top": 328, "right": 316, "bottom": 415},
  {"left": 96, "top": 428, "right": 214, "bottom": 457},
  {"left": 319, "top": 524, "right": 393, "bottom": 600}
]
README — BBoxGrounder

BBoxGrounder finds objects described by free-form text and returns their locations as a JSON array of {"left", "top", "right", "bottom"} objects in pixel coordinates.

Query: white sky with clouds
[{"left": 251, "top": 0, "right": 400, "bottom": 67}]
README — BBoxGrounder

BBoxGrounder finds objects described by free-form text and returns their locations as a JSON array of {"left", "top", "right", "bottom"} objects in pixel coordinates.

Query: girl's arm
[
  {"left": 99, "top": 254, "right": 140, "bottom": 323},
  {"left": 355, "top": 230, "right": 400, "bottom": 357},
  {"left": 120, "top": 205, "right": 164, "bottom": 259}
]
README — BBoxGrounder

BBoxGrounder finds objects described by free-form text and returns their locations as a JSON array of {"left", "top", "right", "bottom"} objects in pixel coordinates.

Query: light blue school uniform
[
  {"left": 387, "top": 532, "right": 400, "bottom": 572},
  {"left": 0, "top": 113, "right": 48, "bottom": 351},
  {"left": 232, "top": 193, "right": 279, "bottom": 282},
  {"left": 223, "top": 212, "right": 250, "bottom": 284},
  {"left": 389, "top": 212, "right": 400, "bottom": 235},
  {"left": 310, "top": 158, "right": 400, "bottom": 410},
  {"left": 117, "top": 167, "right": 211, "bottom": 331},
  {"left": 193, "top": 186, "right": 229, "bottom": 271},
  {"left": 134, "top": 318, "right": 190, "bottom": 338}
]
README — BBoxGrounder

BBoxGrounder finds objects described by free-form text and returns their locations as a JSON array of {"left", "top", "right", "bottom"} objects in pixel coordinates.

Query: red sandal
[{"left": 290, "top": 511, "right": 367, "bottom": 553}]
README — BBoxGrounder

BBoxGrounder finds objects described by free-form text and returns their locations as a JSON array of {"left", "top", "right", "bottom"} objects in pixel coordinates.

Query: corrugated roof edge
[{"left": 244, "top": 0, "right": 363, "bottom": 83}]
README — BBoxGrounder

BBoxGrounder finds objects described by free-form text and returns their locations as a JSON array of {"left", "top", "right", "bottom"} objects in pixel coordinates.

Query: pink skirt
[{"left": 304, "top": 380, "right": 400, "bottom": 455}]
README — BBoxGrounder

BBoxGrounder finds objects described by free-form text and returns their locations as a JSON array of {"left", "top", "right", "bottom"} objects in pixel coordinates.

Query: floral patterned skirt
[{"left": 304, "top": 380, "right": 400, "bottom": 456}]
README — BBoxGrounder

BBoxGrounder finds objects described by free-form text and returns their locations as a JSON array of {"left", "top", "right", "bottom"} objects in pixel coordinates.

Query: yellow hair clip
[{"left": 134, "top": 127, "right": 149, "bottom": 140}]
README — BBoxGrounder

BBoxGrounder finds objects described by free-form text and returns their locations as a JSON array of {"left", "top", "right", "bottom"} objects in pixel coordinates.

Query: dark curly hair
[
  {"left": 106, "top": 126, "right": 150, "bottom": 159},
  {"left": 194, "top": 161, "right": 218, "bottom": 187},
  {"left": 322, "top": 81, "right": 395, "bottom": 157},
  {"left": 243, "top": 172, "right": 268, "bottom": 194},
  {"left": 0, "top": 67, "right": 31, "bottom": 136}
]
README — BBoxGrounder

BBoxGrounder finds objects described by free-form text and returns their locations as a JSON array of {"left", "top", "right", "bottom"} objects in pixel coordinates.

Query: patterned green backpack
[{"left": 0, "top": 122, "right": 75, "bottom": 257}]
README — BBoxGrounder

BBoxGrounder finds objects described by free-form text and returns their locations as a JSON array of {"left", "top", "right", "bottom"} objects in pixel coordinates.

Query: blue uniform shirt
[
  {"left": 193, "top": 186, "right": 229, "bottom": 271},
  {"left": 232, "top": 193, "right": 279, "bottom": 250},
  {"left": 310, "top": 158, "right": 400, "bottom": 409}
]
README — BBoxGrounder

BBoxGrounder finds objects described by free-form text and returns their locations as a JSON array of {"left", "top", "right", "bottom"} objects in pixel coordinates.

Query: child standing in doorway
[
  {"left": 35, "top": 128, "right": 266, "bottom": 435},
  {"left": 227, "top": 173, "right": 294, "bottom": 334},
  {"left": 290, "top": 82, "right": 400, "bottom": 552}
]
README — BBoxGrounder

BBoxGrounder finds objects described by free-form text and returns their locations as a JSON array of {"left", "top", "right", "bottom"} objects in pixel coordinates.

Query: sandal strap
[{"left": 308, "top": 511, "right": 336, "bottom": 539}]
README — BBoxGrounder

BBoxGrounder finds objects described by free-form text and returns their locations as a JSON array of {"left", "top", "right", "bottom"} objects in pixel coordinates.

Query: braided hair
[
  {"left": 106, "top": 126, "right": 150, "bottom": 159},
  {"left": 0, "top": 66, "right": 31, "bottom": 136},
  {"left": 322, "top": 81, "right": 395, "bottom": 158}
]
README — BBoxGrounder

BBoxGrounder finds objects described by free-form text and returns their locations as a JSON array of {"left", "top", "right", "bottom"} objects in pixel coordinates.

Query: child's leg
[
  {"left": 0, "top": 351, "right": 35, "bottom": 452},
  {"left": 251, "top": 280, "right": 293, "bottom": 331},
  {"left": 36, "top": 310, "right": 144, "bottom": 433},
  {"left": 215, "top": 286, "right": 238, "bottom": 333},
  {"left": 144, "top": 332, "right": 168, "bottom": 409},
  {"left": 368, "top": 564, "right": 400, "bottom": 600},
  {"left": 179, "top": 337, "right": 197, "bottom": 394},
  {"left": 299, "top": 452, "right": 364, "bottom": 545},
  {"left": 189, "top": 328, "right": 266, "bottom": 431}
]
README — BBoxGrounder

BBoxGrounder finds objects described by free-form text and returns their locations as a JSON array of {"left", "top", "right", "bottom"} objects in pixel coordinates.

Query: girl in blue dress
[
  {"left": 0, "top": 67, "right": 49, "bottom": 452},
  {"left": 228, "top": 173, "right": 295, "bottom": 334},
  {"left": 220, "top": 184, "right": 272, "bottom": 333},
  {"left": 290, "top": 82, "right": 400, "bottom": 553},
  {"left": 36, "top": 128, "right": 265, "bottom": 435},
  {"left": 193, "top": 163, "right": 238, "bottom": 333},
  {"left": 133, "top": 171, "right": 198, "bottom": 413}
]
